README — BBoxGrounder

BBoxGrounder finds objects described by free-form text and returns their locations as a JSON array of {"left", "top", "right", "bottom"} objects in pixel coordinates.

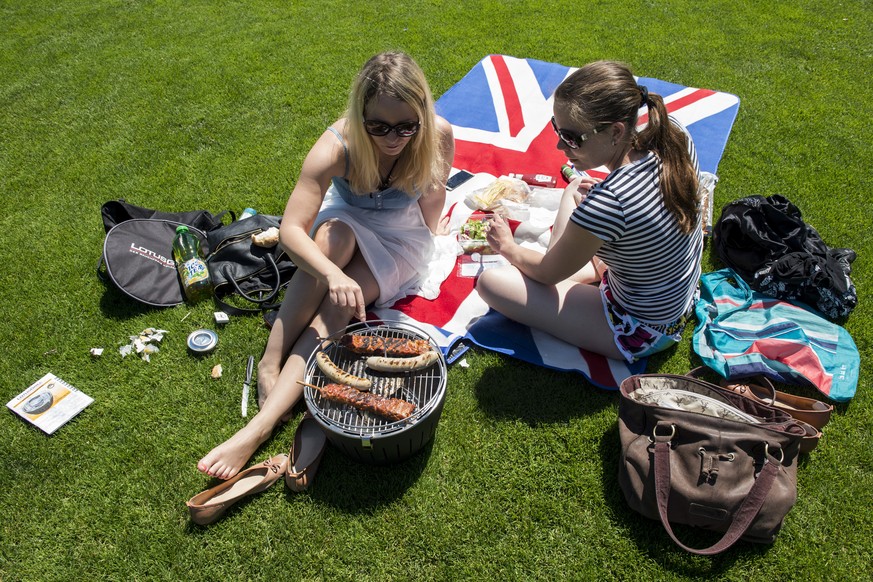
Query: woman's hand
[
  {"left": 325, "top": 270, "right": 367, "bottom": 322},
  {"left": 484, "top": 213, "right": 514, "bottom": 255},
  {"left": 435, "top": 214, "right": 452, "bottom": 236},
  {"left": 567, "top": 175, "right": 600, "bottom": 205}
]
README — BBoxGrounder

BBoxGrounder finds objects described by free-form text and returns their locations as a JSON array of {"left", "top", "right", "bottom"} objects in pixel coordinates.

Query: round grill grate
[{"left": 303, "top": 320, "right": 447, "bottom": 438}]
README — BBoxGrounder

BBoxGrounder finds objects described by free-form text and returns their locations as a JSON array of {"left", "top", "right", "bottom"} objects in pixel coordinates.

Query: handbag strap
[
  {"left": 220, "top": 253, "right": 283, "bottom": 304},
  {"left": 653, "top": 426, "right": 781, "bottom": 555},
  {"left": 213, "top": 254, "right": 285, "bottom": 316}
]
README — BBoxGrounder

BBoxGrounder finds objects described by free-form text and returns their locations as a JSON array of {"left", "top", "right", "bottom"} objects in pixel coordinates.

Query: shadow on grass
[
  {"left": 598, "top": 421, "right": 772, "bottom": 574},
  {"left": 472, "top": 356, "right": 616, "bottom": 424},
  {"left": 184, "top": 419, "right": 434, "bottom": 530},
  {"left": 98, "top": 278, "right": 162, "bottom": 320},
  {"left": 300, "top": 437, "right": 434, "bottom": 513}
]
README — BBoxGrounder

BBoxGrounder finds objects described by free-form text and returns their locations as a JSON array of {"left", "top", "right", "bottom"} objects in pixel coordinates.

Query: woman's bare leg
[
  {"left": 256, "top": 272, "right": 322, "bottom": 406},
  {"left": 197, "top": 224, "right": 380, "bottom": 480},
  {"left": 195, "top": 303, "right": 342, "bottom": 481},
  {"left": 476, "top": 265, "right": 624, "bottom": 359},
  {"left": 258, "top": 219, "right": 357, "bottom": 405},
  {"left": 252, "top": 249, "right": 380, "bottom": 438}
]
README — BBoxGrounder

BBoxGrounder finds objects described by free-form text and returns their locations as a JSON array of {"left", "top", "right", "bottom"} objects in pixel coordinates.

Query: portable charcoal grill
[{"left": 303, "top": 320, "right": 447, "bottom": 465}]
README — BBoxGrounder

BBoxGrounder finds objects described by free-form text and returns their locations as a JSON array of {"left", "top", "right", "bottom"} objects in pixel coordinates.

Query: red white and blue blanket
[{"left": 373, "top": 55, "right": 740, "bottom": 390}]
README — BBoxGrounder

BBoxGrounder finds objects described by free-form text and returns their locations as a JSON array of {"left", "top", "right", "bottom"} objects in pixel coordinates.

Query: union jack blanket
[{"left": 373, "top": 55, "right": 740, "bottom": 390}]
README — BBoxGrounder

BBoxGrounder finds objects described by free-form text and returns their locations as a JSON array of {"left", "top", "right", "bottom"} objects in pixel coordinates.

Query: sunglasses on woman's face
[
  {"left": 551, "top": 116, "right": 607, "bottom": 149},
  {"left": 363, "top": 120, "right": 421, "bottom": 137}
]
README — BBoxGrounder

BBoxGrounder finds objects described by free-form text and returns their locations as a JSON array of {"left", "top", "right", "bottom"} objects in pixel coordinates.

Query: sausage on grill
[
  {"left": 315, "top": 351, "right": 372, "bottom": 390},
  {"left": 339, "top": 334, "right": 432, "bottom": 357},
  {"left": 366, "top": 349, "right": 440, "bottom": 372},
  {"left": 299, "top": 382, "right": 415, "bottom": 421}
]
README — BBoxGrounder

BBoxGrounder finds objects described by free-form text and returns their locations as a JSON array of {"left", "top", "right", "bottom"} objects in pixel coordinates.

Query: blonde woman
[{"left": 198, "top": 52, "right": 454, "bottom": 481}]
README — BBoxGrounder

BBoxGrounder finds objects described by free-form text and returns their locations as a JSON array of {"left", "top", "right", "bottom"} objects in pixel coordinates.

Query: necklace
[{"left": 378, "top": 157, "right": 399, "bottom": 191}]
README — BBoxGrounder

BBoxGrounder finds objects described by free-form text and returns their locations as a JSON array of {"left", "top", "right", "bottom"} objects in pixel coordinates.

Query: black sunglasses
[
  {"left": 551, "top": 116, "right": 608, "bottom": 149},
  {"left": 363, "top": 119, "right": 421, "bottom": 137}
]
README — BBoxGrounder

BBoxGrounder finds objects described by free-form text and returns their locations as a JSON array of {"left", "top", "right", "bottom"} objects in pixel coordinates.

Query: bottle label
[
  {"left": 533, "top": 174, "right": 557, "bottom": 186},
  {"left": 180, "top": 258, "right": 209, "bottom": 286},
  {"left": 511, "top": 173, "right": 556, "bottom": 187}
]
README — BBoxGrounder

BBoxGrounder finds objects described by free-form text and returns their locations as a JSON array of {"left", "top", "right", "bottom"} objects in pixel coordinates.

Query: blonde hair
[
  {"left": 343, "top": 52, "right": 444, "bottom": 196},
  {"left": 555, "top": 61, "right": 700, "bottom": 234}
]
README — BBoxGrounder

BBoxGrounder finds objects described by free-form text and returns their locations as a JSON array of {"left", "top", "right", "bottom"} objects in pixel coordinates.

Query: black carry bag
[
  {"left": 205, "top": 214, "right": 297, "bottom": 315},
  {"left": 712, "top": 194, "right": 857, "bottom": 320},
  {"left": 97, "top": 200, "right": 228, "bottom": 307},
  {"left": 99, "top": 219, "right": 209, "bottom": 307},
  {"left": 100, "top": 199, "right": 229, "bottom": 233}
]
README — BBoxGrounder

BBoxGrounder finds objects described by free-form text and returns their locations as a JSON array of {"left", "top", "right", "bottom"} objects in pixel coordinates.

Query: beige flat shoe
[
  {"left": 796, "top": 419, "right": 822, "bottom": 454},
  {"left": 186, "top": 453, "right": 289, "bottom": 525},
  {"left": 286, "top": 412, "right": 327, "bottom": 492},
  {"left": 719, "top": 376, "right": 833, "bottom": 430}
]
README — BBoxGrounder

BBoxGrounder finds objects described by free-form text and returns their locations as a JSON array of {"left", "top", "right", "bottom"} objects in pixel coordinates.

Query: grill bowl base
[
  {"left": 303, "top": 320, "right": 447, "bottom": 465},
  {"left": 318, "top": 396, "right": 445, "bottom": 465}
]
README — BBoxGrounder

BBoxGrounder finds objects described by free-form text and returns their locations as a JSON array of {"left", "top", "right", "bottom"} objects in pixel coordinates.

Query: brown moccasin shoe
[
  {"left": 719, "top": 375, "right": 834, "bottom": 430},
  {"left": 186, "top": 453, "right": 289, "bottom": 525},
  {"left": 286, "top": 412, "right": 327, "bottom": 492}
]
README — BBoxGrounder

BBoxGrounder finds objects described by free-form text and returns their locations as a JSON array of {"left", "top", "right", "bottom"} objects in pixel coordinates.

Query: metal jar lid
[{"left": 187, "top": 329, "right": 219, "bottom": 354}]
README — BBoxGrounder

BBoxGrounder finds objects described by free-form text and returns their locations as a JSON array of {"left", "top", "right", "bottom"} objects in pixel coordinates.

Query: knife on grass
[{"left": 241, "top": 355, "right": 254, "bottom": 417}]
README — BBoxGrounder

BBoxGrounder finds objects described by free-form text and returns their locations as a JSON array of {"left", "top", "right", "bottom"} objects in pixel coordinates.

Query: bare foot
[{"left": 197, "top": 424, "right": 269, "bottom": 480}]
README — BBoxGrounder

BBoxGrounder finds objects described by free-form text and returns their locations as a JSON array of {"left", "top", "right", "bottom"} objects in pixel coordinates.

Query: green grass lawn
[{"left": 1, "top": 1, "right": 870, "bottom": 580}]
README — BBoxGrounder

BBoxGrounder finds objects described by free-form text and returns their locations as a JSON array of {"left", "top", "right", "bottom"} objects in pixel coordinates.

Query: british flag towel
[{"left": 373, "top": 55, "right": 740, "bottom": 390}]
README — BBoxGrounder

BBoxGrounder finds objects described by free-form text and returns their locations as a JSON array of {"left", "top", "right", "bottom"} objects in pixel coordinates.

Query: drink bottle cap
[
  {"left": 187, "top": 329, "right": 219, "bottom": 354},
  {"left": 176, "top": 225, "right": 189, "bottom": 234}
]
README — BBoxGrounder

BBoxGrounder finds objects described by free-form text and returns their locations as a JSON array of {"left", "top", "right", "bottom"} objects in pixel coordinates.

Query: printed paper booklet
[{"left": 7, "top": 373, "right": 93, "bottom": 434}]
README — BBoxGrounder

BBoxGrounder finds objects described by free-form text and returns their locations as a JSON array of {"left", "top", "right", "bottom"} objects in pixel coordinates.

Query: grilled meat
[
  {"left": 315, "top": 351, "right": 372, "bottom": 390},
  {"left": 366, "top": 350, "right": 440, "bottom": 372},
  {"left": 339, "top": 334, "right": 432, "bottom": 357},
  {"left": 301, "top": 382, "right": 416, "bottom": 421}
]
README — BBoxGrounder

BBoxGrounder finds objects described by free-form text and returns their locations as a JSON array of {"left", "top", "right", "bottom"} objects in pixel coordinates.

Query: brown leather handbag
[{"left": 618, "top": 373, "right": 808, "bottom": 555}]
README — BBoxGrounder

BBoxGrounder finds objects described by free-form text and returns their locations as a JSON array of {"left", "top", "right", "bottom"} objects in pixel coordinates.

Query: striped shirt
[{"left": 570, "top": 120, "right": 703, "bottom": 323}]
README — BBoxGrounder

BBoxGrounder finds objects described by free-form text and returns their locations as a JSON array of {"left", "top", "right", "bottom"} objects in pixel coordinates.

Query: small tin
[{"left": 187, "top": 329, "right": 219, "bottom": 354}]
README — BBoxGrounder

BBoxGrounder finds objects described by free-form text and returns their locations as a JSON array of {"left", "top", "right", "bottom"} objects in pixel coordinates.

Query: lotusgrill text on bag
[
  {"left": 128, "top": 242, "right": 175, "bottom": 269},
  {"left": 97, "top": 199, "right": 227, "bottom": 307},
  {"left": 97, "top": 201, "right": 295, "bottom": 313}
]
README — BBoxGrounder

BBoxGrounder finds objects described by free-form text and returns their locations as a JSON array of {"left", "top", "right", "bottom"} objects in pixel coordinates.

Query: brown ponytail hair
[{"left": 555, "top": 61, "right": 699, "bottom": 234}]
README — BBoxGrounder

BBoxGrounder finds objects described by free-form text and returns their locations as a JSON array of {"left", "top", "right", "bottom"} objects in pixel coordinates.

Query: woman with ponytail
[{"left": 477, "top": 60, "right": 702, "bottom": 363}]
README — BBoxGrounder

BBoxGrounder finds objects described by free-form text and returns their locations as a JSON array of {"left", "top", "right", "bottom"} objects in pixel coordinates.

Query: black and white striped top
[{"left": 570, "top": 120, "right": 703, "bottom": 324}]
